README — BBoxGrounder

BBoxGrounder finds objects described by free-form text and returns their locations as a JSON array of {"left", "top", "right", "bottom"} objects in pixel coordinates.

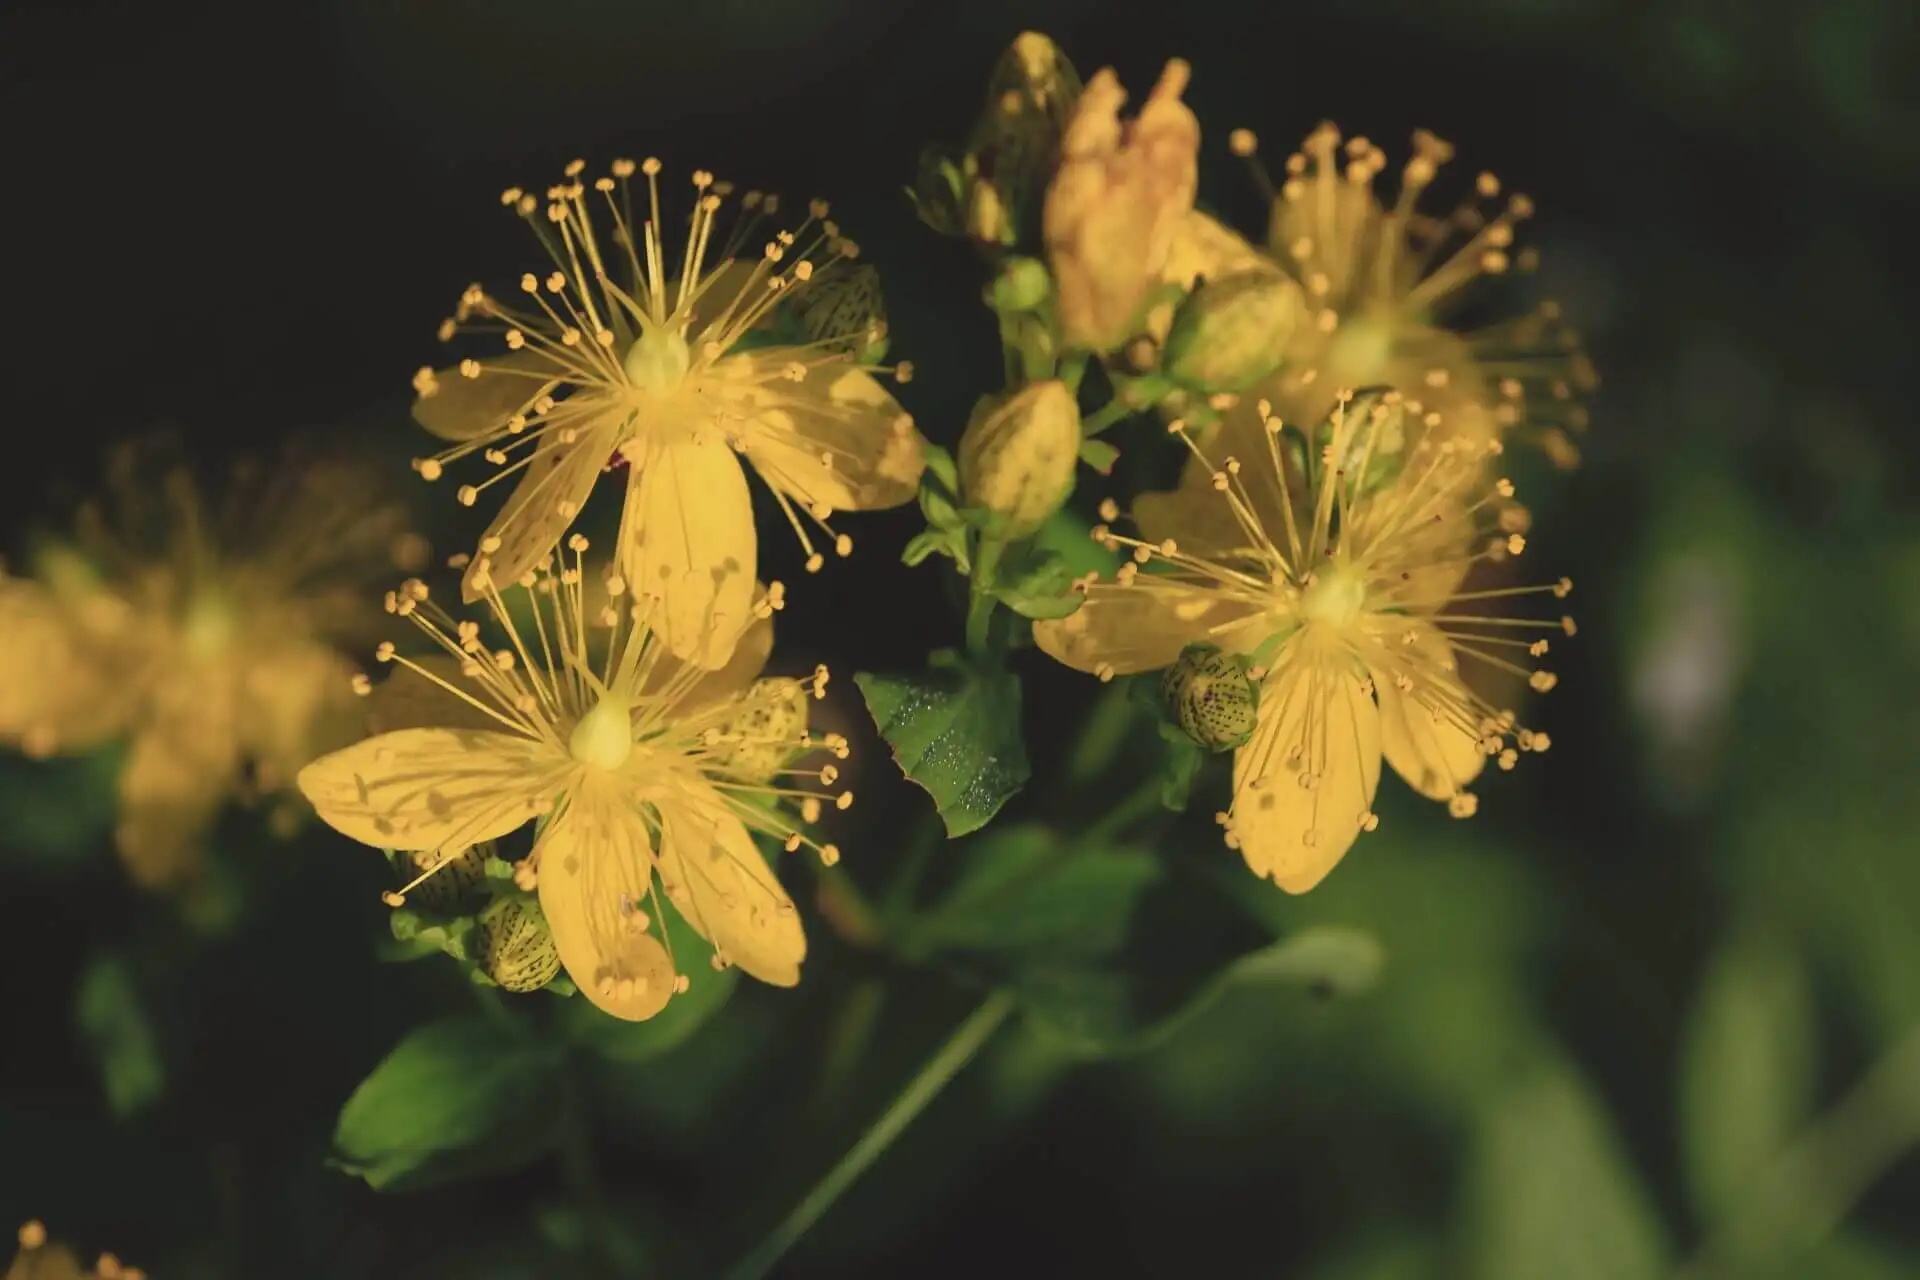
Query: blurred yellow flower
[
  {"left": 7, "top": 1220, "right": 143, "bottom": 1280},
  {"left": 0, "top": 442, "right": 418, "bottom": 888},
  {"left": 411, "top": 159, "right": 925, "bottom": 668},
  {"left": 1034, "top": 391, "right": 1571, "bottom": 892},
  {"left": 297, "top": 538, "right": 848, "bottom": 1021},
  {"left": 1043, "top": 59, "right": 1200, "bottom": 352},
  {"left": 1166, "top": 124, "right": 1595, "bottom": 467}
]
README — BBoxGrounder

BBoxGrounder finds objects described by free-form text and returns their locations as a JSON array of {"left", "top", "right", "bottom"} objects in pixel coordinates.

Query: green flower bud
[
  {"left": 986, "top": 256, "right": 1052, "bottom": 314},
  {"left": 1162, "top": 269, "right": 1305, "bottom": 393},
  {"left": 909, "top": 145, "right": 969, "bottom": 238},
  {"left": 476, "top": 898, "right": 562, "bottom": 993},
  {"left": 1160, "top": 643, "right": 1260, "bottom": 752},
  {"left": 958, "top": 380, "right": 1081, "bottom": 540}
]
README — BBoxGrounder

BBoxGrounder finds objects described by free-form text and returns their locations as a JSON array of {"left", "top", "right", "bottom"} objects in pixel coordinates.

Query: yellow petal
[
  {"left": 620, "top": 431, "right": 757, "bottom": 670},
  {"left": 637, "top": 605, "right": 774, "bottom": 714},
  {"left": 414, "top": 352, "right": 563, "bottom": 442},
  {"left": 116, "top": 706, "right": 240, "bottom": 889},
  {"left": 656, "top": 793, "right": 804, "bottom": 987},
  {"left": 462, "top": 423, "right": 615, "bottom": 603},
  {"left": 1230, "top": 651, "right": 1382, "bottom": 893},
  {"left": 537, "top": 781, "right": 676, "bottom": 1022},
  {"left": 0, "top": 578, "right": 138, "bottom": 756},
  {"left": 296, "top": 727, "right": 563, "bottom": 853},
  {"left": 733, "top": 358, "right": 924, "bottom": 512},
  {"left": 1033, "top": 577, "right": 1270, "bottom": 677},
  {"left": 1373, "top": 627, "right": 1488, "bottom": 801}
]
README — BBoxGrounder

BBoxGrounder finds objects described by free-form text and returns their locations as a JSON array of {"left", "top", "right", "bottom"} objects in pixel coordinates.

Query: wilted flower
[
  {"left": 0, "top": 441, "right": 418, "bottom": 887},
  {"left": 1186, "top": 123, "right": 1596, "bottom": 467},
  {"left": 297, "top": 537, "right": 849, "bottom": 1021},
  {"left": 1043, "top": 59, "right": 1200, "bottom": 352},
  {"left": 957, "top": 380, "right": 1082, "bottom": 539},
  {"left": 1034, "top": 391, "right": 1571, "bottom": 892},
  {"left": 8, "top": 1220, "right": 144, "bottom": 1280},
  {"left": 412, "top": 159, "right": 925, "bottom": 668}
]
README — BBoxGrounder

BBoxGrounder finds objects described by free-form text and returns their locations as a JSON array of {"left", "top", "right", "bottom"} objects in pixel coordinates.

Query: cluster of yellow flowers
[
  {"left": 7, "top": 1221, "right": 143, "bottom": 1280},
  {"left": 0, "top": 30, "right": 1590, "bottom": 1022},
  {"left": 1010, "top": 44, "right": 1589, "bottom": 892}
]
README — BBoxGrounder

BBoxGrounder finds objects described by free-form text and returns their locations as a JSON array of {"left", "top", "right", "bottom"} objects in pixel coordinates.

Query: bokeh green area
[{"left": 2, "top": 0, "right": 1918, "bottom": 1276}]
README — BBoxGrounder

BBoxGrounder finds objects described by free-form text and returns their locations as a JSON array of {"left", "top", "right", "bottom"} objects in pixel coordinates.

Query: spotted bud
[
  {"left": 402, "top": 842, "right": 491, "bottom": 914},
  {"left": 957, "top": 380, "right": 1081, "bottom": 539},
  {"left": 476, "top": 898, "right": 562, "bottom": 993},
  {"left": 964, "top": 32, "right": 1084, "bottom": 247},
  {"left": 788, "top": 263, "right": 889, "bottom": 362},
  {"left": 709, "top": 679, "right": 813, "bottom": 781},
  {"left": 1161, "top": 643, "right": 1260, "bottom": 752},
  {"left": 1162, "top": 269, "right": 1305, "bottom": 393}
]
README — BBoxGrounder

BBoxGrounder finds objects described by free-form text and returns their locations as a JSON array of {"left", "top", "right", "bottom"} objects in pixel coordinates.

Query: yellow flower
[
  {"left": 1160, "top": 124, "right": 1595, "bottom": 468},
  {"left": 7, "top": 1220, "right": 144, "bottom": 1280},
  {"left": 297, "top": 537, "right": 848, "bottom": 1021},
  {"left": 1034, "top": 391, "right": 1571, "bottom": 893},
  {"left": 0, "top": 442, "right": 418, "bottom": 888},
  {"left": 411, "top": 159, "right": 926, "bottom": 668},
  {"left": 1042, "top": 59, "right": 1200, "bottom": 352}
]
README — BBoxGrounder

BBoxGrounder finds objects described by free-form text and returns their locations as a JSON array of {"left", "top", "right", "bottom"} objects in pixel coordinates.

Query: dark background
[{"left": 3, "top": 0, "right": 1918, "bottom": 1276}]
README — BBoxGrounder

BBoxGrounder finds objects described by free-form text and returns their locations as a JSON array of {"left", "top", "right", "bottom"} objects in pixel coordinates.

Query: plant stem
[
  {"left": 1080, "top": 398, "right": 1134, "bottom": 437},
  {"left": 725, "top": 991, "right": 1017, "bottom": 1280},
  {"left": 1675, "top": 1022, "right": 1920, "bottom": 1279}
]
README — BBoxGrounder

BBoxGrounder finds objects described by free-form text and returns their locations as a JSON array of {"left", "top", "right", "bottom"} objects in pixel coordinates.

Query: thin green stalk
[
  {"left": 1676, "top": 1023, "right": 1920, "bottom": 1279},
  {"left": 725, "top": 991, "right": 1018, "bottom": 1280},
  {"left": 1080, "top": 398, "right": 1133, "bottom": 437}
]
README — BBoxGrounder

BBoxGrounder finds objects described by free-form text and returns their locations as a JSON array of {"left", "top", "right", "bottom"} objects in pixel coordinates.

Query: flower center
[
  {"left": 1300, "top": 561, "right": 1367, "bottom": 630},
  {"left": 569, "top": 694, "right": 634, "bottom": 771},
  {"left": 623, "top": 327, "right": 691, "bottom": 392},
  {"left": 180, "top": 592, "right": 236, "bottom": 658}
]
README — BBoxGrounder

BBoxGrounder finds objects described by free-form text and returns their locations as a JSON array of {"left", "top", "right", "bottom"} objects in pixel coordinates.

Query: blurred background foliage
[{"left": 3, "top": 0, "right": 1918, "bottom": 1276}]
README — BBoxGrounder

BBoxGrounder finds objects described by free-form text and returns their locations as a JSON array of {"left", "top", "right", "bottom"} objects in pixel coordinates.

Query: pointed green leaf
[
  {"left": 74, "top": 953, "right": 165, "bottom": 1119},
  {"left": 332, "top": 1016, "right": 563, "bottom": 1192},
  {"left": 855, "top": 652, "right": 1029, "bottom": 837},
  {"left": 1464, "top": 1056, "right": 1671, "bottom": 1280},
  {"left": 1680, "top": 915, "right": 1818, "bottom": 1224}
]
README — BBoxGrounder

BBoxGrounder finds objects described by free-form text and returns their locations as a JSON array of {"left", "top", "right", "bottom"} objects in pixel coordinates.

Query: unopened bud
[
  {"left": 987, "top": 256, "right": 1052, "bottom": 314},
  {"left": 958, "top": 380, "right": 1081, "bottom": 539},
  {"left": 1161, "top": 643, "right": 1260, "bottom": 751},
  {"left": 1162, "top": 269, "right": 1305, "bottom": 393},
  {"left": 476, "top": 898, "right": 562, "bottom": 993}
]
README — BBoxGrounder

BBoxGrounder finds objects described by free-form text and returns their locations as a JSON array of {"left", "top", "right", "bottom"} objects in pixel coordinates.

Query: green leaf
[
  {"left": 74, "top": 953, "right": 165, "bottom": 1119},
  {"left": 1029, "top": 505, "right": 1119, "bottom": 581},
  {"left": 927, "top": 825, "right": 1273, "bottom": 1056},
  {"left": 918, "top": 824, "right": 1156, "bottom": 958},
  {"left": 991, "top": 543, "right": 1083, "bottom": 620},
  {"left": 1229, "top": 926, "right": 1386, "bottom": 999},
  {"left": 1077, "top": 438, "right": 1120, "bottom": 474},
  {"left": 331, "top": 1016, "right": 563, "bottom": 1192},
  {"left": 1680, "top": 914, "right": 1818, "bottom": 1225},
  {"left": 901, "top": 527, "right": 966, "bottom": 570},
  {"left": 855, "top": 651, "right": 1030, "bottom": 838},
  {"left": 556, "top": 904, "right": 738, "bottom": 1063},
  {"left": 1463, "top": 1054, "right": 1671, "bottom": 1280}
]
